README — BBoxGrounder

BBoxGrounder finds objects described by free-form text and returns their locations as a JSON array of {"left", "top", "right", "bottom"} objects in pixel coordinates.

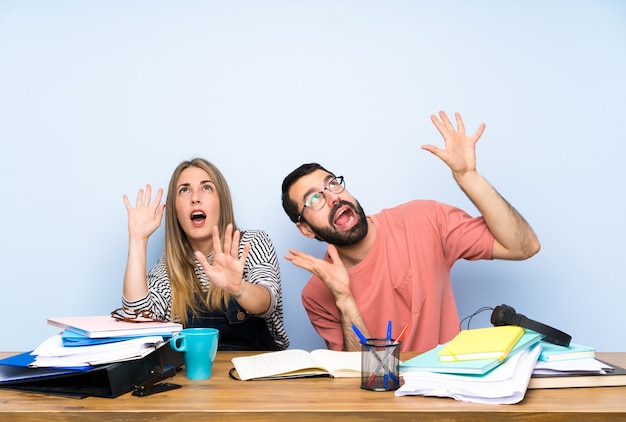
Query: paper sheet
[
  {"left": 533, "top": 357, "right": 612, "bottom": 375},
  {"left": 30, "top": 334, "right": 164, "bottom": 367}
]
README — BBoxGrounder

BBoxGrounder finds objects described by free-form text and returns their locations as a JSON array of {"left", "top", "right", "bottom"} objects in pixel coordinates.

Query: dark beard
[{"left": 306, "top": 200, "right": 368, "bottom": 246}]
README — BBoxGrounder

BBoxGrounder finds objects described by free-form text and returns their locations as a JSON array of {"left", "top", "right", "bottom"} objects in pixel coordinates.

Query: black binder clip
[{"left": 132, "top": 366, "right": 181, "bottom": 397}]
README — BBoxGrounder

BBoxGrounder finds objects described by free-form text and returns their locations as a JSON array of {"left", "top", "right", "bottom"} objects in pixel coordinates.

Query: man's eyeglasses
[
  {"left": 111, "top": 307, "right": 166, "bottom": 323},
  {"left": 297, "top": 176, "right": 345, "bottom": 222}
]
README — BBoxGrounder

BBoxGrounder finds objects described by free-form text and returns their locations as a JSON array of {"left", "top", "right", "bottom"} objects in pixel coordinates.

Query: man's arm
[
  {"left": 336, "top": 295, "right": 370, "bottom": 351},
  {"left": 454, "top": 171, "right": 539, "bottom": 259},
  {"left": 424, "top": 111, "right": 540, "bottom": 260},
  {"left": 286, "top": 245, "right": 370, "bottom": 351}
]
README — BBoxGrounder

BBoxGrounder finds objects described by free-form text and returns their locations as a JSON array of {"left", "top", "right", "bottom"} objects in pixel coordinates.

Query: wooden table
[{"left": 1, "top": 351, "right": 625, "bottom": 421}]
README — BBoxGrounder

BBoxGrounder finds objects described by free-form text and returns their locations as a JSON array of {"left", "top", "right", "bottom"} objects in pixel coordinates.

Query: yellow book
[{"left": 438, "top": 326, "right": 525, "bottom": 362}]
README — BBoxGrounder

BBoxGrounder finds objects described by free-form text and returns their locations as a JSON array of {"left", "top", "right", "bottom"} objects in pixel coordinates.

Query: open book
[{"left": 231, "top": 349, "right": 361, "bottom": 380}]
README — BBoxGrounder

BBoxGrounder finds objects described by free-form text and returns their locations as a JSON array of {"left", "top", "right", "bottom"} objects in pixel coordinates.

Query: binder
[{"left": 0, "top": 341, "right": 183, "bottom": 398}]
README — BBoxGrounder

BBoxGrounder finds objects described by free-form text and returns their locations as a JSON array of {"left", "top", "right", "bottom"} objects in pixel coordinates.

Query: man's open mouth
[{"left": 334, "top": 207, "right": 355, "bottom": 227}]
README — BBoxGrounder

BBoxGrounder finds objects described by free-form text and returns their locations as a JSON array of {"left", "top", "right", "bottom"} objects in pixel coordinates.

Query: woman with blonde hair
[{"left": 121, "top": 158, "right": 288, "bottom": 351}]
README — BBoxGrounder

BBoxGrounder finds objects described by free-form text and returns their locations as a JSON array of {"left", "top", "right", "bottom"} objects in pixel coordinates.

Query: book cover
[
  {"left": 231, "top": 349, "right": 361, "bottom": 380},
  {"left": 438, "top": 326, "right": 525, "bottom": 362},
  {"left": 538, "top": 341, "right": 595, "bottom": 362},
  {"left": 48, "top": 315, "right": 182, "bottom": 339},
  {"left": 402, "top": 330, "right": 543, "bottom": 375}
]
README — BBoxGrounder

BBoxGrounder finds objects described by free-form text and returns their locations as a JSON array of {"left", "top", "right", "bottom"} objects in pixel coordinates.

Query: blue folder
[{"left": 60, "top": 330, "right": 168, "bottom": 347}]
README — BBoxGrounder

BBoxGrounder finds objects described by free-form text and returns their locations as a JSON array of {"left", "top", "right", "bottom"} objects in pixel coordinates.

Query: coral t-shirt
[{"left": 301, "top": 200, "right": 494, "bottom": 352}]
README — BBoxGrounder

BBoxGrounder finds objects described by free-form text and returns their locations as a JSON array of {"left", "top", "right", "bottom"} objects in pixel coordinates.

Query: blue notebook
[
  {"left": 401, "top": 330, "right": 543, "bottom": 375},
  {"left": 60, "top": 330, "right": 169, "bottom": 347}
]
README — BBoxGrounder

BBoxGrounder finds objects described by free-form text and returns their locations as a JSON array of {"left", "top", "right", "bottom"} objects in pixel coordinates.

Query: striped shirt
[{"left": 122, "top": 229, "right": 289, "bottom": 350}]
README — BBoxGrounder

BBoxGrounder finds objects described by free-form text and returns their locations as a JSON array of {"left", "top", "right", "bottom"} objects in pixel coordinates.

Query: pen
[
  {"left": 395, "top": 324, "right": 409, "bottom": 344},
  {"left": 383, "top": 321, "right": 392, "bottom": 388},
  {"left": 352, "top": 324, "right": 387, "bottom": 368},
  {"left": 351, "top": 324, "right": 369, "bottom": 348}
]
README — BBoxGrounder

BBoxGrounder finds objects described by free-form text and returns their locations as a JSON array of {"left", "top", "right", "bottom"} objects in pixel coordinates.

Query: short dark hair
[{"left": 281, "top": 163, "right": 335, "bottom": 223}]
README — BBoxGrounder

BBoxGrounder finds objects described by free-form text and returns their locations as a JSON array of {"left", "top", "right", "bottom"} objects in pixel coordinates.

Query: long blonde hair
[{"left": 164, "top": 158, "right": 238, "bottom": 324}]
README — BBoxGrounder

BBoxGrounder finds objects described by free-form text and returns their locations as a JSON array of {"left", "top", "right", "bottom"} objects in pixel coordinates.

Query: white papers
[
  {"left": 533, "top": 357, "right": 612, "bottom": 375},
  {"left": 396, "top": 343, "right": 541, "bottom": 405},
  {"left": 30, "top": 333, "right": 164, "bottom": 367}
]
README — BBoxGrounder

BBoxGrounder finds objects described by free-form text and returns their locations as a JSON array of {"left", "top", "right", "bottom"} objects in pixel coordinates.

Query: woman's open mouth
[{"left": 190, "top": 210, "right": 206, "bottom": 227}]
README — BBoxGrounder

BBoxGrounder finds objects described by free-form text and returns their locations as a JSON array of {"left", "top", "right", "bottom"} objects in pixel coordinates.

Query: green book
[{"left": 538, "top": 341, "right": 595, "bottom": 362}]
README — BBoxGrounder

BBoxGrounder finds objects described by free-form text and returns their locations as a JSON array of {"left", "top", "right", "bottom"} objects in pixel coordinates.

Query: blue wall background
[{"left": 1, "top": 1, "right": 624, "bottom": 352}]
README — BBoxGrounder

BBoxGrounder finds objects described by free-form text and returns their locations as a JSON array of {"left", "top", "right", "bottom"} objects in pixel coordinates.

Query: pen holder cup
[{"left": 360, "top": 338, "right": 402, "bottom": 391}]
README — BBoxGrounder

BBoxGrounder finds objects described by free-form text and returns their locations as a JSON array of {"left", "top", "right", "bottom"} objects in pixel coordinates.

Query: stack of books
[
  {"left": 398, "top": 327, "right": 626, "bottom": 403},
  {"left": 529, "top": 341, "right": 626, "bottom": 389},
  {"left": 397, "top": 326, "right": 544, "bottom": 404},
  {"left": 0, "top": 315, "right": 183, "bottom": 398},
  {"left": 7, "top": 315, "right": 182, "bottom": 368},
  {"left": 0, "top": 314, "right": 184, "bottom": 398},
  {"left": 29, "top": 315, "right": 183, "bottom": 367}
]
